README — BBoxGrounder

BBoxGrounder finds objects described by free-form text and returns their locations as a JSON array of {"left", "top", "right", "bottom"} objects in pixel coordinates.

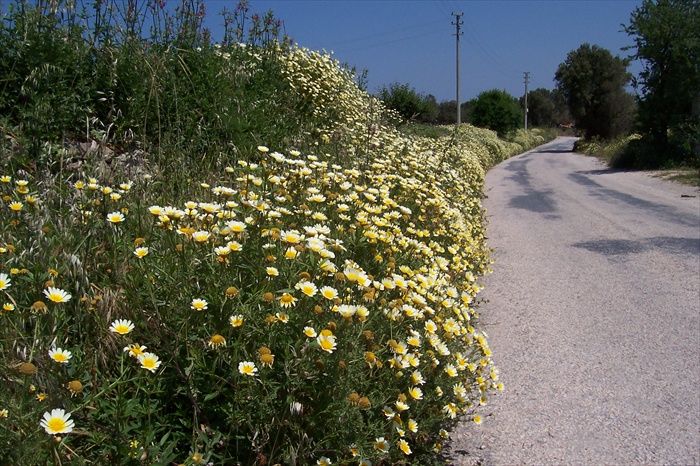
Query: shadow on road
[
  {"left": 572, "top": 236, "right": 700, "bottom": 257},
  {"left": 535, "top": 149, "right": 572, "bottom": 154},
  {"left": 569, "top": 172, "right": 698, "bottom": 228},
  {"left": 575, "top": 168, "right": 638, "bottom": 176},
  {"left": 502, "top": 156, "right": 559, "bottom": 215}
]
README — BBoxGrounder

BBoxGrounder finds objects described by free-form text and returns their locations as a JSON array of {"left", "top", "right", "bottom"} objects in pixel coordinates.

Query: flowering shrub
[{"left": 0, "top": 38, "right": 548, "bottom": 465}]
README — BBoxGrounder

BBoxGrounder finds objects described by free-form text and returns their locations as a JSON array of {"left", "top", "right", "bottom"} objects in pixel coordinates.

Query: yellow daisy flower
[
  {"left": 238, "top": 361, "right": 258, "bottom": 376},
  {"left": 48, "top": 348, "right": 72, "bottom": 364},
  {"left": 138, "top": 352, "right": 161, "bottom": 373},
  {"left": 208, "top": 334, "right": 226, "bottom": 348},
  {"left": 0, "top": 273, "right": 10, "bottom": 290},
  {"left": 40, "top": 409, "right": 74, "bottom": 435},
  {"left": 295, "top": 280, "right": 317, "bottom": 297},
  {"left": 123, "top": 343, "right": 147, "bottom": 358},
  {"left": 192, "top": 231, "right": 210, "bottom": 243},
  {"left": 107, "top": 211, "right": 125, "bottom": 223},
  {"left": 191, "top": 298, "right": 208, "bottom": 311},
  {"left": 408, "top": 387, "right": 423, "bottom": 400},
  {"left": 278, "top": 293, "right": 297, "bottom": 308},
  {"left": 43, "top": 287, "right": 71, "bottom": 303},
  {"left": 317, "top": 333, "right": 337, "bottom": 353},
  {"left": 397, "top": 439, "right": 412, "bottom": 455},
  {"left": 320, "top": 286, "right": 338, "bottom": 300},
  {"left": 109, "top": 319, "right": 135, "bottom": 335},
  {"left": 373, "top": 437, "right": 389, "bottom": 453},
  {"left": 229, "top": 314, "right": 244, "bottom": 327}
]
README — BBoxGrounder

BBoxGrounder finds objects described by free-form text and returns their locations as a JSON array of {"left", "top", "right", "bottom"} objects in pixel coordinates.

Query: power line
[
  {"left": 462, "top": 15, "right": 518, "bottom": 80},
  {"left": 330, "top": 19, "right": 443, "bottom": 47},
  {"left": 341, "top": 29, "right": 443, "bottom": 53}
]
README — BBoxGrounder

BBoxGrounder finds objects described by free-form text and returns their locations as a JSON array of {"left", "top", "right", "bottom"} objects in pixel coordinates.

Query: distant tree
[
  {"left": 551, "top": 88, "right": 572, "bottom": 126},
  {"left": 421, "top": 94, "right": 439, "bottom": 123},
  {"left": 437, "top": 100, "right": 457, "bottom": 124},
  {"left": 624, "top": 0, "right": 700, "bottom": 161},
  {"left": 555, "top": 43, "right": 634, "bottom": 139},
  {"left": 461, "top": 100, "right": 474, "bottom": 124},
  {"left": 377, "top": 83, "right": 437, "bottom": 123},
  {"left": 470, "top": 89, "right": 522, "bottom": 135},
  {"left": 521, "top": 88, "right": 556, "bottom": 127}
]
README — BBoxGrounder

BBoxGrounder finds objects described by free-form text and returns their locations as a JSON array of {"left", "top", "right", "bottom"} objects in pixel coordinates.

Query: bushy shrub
[
  {"left": 470, "top": 89, "right": 522, "bottom": 136},
  {"left": 378, "top": 83, "right": 439, "bottom": 123}
]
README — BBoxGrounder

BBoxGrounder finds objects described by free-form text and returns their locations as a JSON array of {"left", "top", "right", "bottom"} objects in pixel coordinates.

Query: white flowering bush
[{"left": 0, "top": 21, "right": 551, "bottom": 466}]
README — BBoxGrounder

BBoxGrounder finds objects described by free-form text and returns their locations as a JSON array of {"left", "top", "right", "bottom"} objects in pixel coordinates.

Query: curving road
[{"left": 447, "top": 137, "right": 700, "bottom": 465}]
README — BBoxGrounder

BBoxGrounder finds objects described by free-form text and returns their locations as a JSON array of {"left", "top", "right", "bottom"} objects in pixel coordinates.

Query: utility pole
[
  {"left": 452, "top": 12, "right": 463, "bottom": 125},
  {"left": 523, "top": 71, "right": 530, "bottom": 130}
]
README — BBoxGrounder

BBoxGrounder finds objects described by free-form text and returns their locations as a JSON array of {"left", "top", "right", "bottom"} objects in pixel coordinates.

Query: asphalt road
[{"left": 446, "top": 137, "right": 700, "bottom": 465}]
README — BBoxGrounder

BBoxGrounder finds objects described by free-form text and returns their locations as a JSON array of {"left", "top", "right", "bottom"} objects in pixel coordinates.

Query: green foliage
[
  {"left": 624, "top": 0, "right": 700, "bottom": 165},
  {"left": 555, "top": 44, "right": 635, "bottom": 139},
  {"left": 470, "top": 89, "right": 522, "bottom": 136},
  {"left": 524, "top": 89, "right": 556, "bottom": 127},
  {"left": 437, "top": 100, "right": 457, "bottom": 124},
  {"left": 0, "top": 0, "right": 297, "bottom": 170},
  {"left": 519, "top": 88, "right": 571, "bottom": 128},
  {"left": 377, "top": 83, "right": 438, "bottom": 123},
  {"left": 0, "top": 7, "right": 93, "bottom": 156},
  {"left": 574, "top": 133, "right": 700, "bottom": 175}
]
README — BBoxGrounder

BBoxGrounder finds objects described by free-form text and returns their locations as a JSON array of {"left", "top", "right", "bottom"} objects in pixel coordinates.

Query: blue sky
[{"left": 204, "top": 0, "right": 643, "bottom": 102}]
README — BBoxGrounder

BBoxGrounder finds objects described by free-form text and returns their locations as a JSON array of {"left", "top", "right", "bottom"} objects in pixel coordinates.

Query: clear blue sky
[{"left": 204, "top": 0, "right": 643, "bottom": 102}]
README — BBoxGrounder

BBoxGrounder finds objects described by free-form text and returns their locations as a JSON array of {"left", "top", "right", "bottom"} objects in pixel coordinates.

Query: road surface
[{"left": 446, "top": 137, "right": 700, "bottom": 465}]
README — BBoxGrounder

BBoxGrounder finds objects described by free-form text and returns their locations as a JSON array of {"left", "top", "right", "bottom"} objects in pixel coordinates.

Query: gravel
[{"left": 445, "top": 137, "right": 700, "bottom": 465}]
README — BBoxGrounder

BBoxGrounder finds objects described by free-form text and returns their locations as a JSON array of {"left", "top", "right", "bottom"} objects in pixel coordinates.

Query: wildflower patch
[{"left": 0, "top": 42, "right": 548, "bottom": 465}]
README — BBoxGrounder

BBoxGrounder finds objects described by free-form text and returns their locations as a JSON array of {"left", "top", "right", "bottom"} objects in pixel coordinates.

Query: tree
[
  {"left": 624, "top": 0, "right": 700, "bottom": 161},
  {"left": 554, "top": 43, "right": 634, "bottom": 139},
  {"left": 519, "top": 88, "right": 573, "bottom": 127},
  {"left": 377, "top": 83, "right": 437, "bottom": 123},
  {"left": 470, "top": 89, "right": 522, "bottom": 135},
  {"left": 521, "top": 88, "right": 556, "bottom": 127},
  {"left": 551, "top": 88, "right": 573, "bottom": 126},
  {"left": 436, "top": 100, "right": 474, "bottom": 125},
  {"left": 437, "top": 100, "right": 457, "bottom": 124}
]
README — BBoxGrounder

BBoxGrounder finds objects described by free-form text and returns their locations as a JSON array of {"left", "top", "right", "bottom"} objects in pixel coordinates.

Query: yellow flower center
[
  {"left": 47, "top": 417, "right": 67, "bottom": 433},
  {"left": 142, "top": 358, "right": 156, "bottom": 369},
  {"left": 210, "top": 334, "right": 225, "bottom": 345},
  {"left": 113, "top": 324, "right": 130, "bottom": 334}
]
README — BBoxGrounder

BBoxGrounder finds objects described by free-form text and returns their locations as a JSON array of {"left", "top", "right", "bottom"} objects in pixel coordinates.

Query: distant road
[{"left": 447, "top": 137, "right": 700, "bottom": 465}]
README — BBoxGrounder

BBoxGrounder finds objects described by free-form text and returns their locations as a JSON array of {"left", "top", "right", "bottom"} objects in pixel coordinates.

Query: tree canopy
[
  {"left": 470, "top": 89, "right": 522, "bottom": 135},
  {"left": 624, "top": 0, "right": 700, "bottom": 161},
  {"left": 519, "top": 88, "right": 571, "bottom": 128},
  {"left": 554, "top": 43, "right": 635, "bottom": 139},
  {"left": 377, "top": 82, "right": 438, "bottom": 123}
]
